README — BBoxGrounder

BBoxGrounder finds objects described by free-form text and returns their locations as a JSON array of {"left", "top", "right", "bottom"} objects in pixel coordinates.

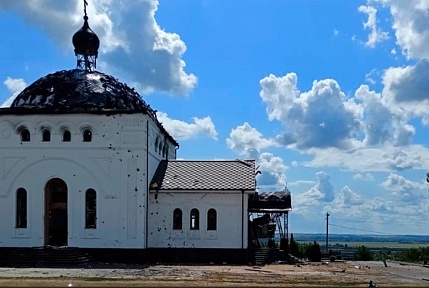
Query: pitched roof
[{"left": 150, "top": 160, "right": 256, "bottom": 191}]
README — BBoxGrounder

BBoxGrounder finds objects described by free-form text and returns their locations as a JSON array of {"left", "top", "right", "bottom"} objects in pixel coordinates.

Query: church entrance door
[{"left": 45, "top": 178, "right": 68, "bottom": 246}]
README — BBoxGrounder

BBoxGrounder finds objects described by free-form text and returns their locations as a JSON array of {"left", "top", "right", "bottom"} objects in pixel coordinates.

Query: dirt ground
[{"left": 0, "top": 260, "right": 429, "bottom": 287}]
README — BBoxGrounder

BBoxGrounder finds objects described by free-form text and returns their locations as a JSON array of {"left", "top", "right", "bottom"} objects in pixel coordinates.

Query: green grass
[{"left": 328, "top": 242, "right": 429, "bottom": 249}]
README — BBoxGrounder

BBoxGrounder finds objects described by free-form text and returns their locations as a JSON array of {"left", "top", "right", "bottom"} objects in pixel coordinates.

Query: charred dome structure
[{"left": 0, "top": 1, "right": 292, "bottom": 266}]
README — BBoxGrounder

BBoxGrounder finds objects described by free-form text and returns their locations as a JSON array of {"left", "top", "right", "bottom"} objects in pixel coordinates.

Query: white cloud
[
  {"left": 383, "top": 0, "right": 429, "bottom": 60},
  {"left": 303, "top": 145, "right": 428, "bottom": 172},
  {"left": 288, "top": 180, "right": 316, "bottom": 188},
  {"left": 364, "top": 68, "right": 380, "bottom": 85},
  {"left": 337, "top": 186, "right": 365, "bottom": 206},
  {"left": 156, "top": 112, "right": 217, "bottom": 141},
  {"left": 355, "top": 84, "right": 415, "bottom": 146},
  {"left": 256, "top": 152, "right": 287, "bottom": 191},
  {"left": 1, "top": 77, "right": 27, "bottom": 107},
  {"left": 380, "top": 173, "right": 426, "bottom": 203},
  {"left": 358, "top": 4, "right": 389, "bottom": 48},
  {"left": 353, "top": 173, "right": 375, "bottom": 181},
  {"left": 370, "top": 197, "right": 395, "bottom": 213},
  {"left": 382, "top": 60, "right": 429, "bottom": 125},
  {"left": 290, "top": 171, "right": 335, "bottom": 215},
  {"left": 260, "top": 73, "right": 361, "bottom": 150},
  {"left": 0, "top": 0, "right": 197, "bottom": 95},
  {"left": 226, "top": 122, "right": 276, "bottom": 158}
]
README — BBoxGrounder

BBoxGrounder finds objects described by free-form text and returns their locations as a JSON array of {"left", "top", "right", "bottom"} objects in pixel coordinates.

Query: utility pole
[{"left": 326, "top": 212, "right": 330, "bottom": 254}]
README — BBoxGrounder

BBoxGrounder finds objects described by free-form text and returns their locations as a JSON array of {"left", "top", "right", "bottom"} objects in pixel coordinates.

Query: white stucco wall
[
  {"left": 0, "top": 113, "right": 176, "bottom": 249},
  {"left": 148, "top": 191, "right": 250, "bottom": 249}
]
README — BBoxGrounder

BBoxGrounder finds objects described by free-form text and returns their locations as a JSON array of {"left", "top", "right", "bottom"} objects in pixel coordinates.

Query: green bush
[
  {"left": 289, "top": 234, "right": 299, "bottom": 257},
  {"left": 307, "top": 241, "right": 322, "bottom": 262},
  {"left": 354, "top": 245, "right": 372, "bottom": 261},
  {"left": 397, "top": 247, "right": 429, "bottom": 263}
]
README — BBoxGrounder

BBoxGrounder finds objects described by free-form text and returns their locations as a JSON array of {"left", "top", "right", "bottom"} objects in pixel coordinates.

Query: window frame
[
  {"left": 16, "top": 188, "right": 27, "bottom": 228},
  {"left": 42, "top": 129, "right": 51, "bottom": 142},
  {"left": 173, "top": 208, "right": 183, "bottom": 230},
  {"left": 82, "top": 129, "right": 92, "bottom": 142},
  {"left": 190, "top": 208, "right": 200, "bottom": 230},
  {"left": 20, "top": 128, "right": 30, "bottom": 142},
  {"left": 158, "top": 142, "right": 162, "bottom": 155},
  {"left": 62, "top": 130, "right": 71, "bottom": 142},
  {"left": 85, "top": 189, "right": 97, "bottom": 229},
  {"left": 207, "top": 208, "right": 217, "bottom": 231}
]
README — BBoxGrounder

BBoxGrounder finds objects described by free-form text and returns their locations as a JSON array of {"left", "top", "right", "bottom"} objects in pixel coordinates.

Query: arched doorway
[{"left": 45, "top": 178, "right": 68, "bottom": 246}]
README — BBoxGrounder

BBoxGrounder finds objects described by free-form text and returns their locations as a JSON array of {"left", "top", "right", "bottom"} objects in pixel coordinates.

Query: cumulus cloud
[
  {"left": 260, "top": 73, "right": 361, "bottom": 150},
  {"left": 256, "top": 152, "right": 287, "bottom": 190},
  {"left": 380, "top": 173, "right": 426, "bottom": 203},
  {"left": 370, "top": 197, "right": 395, "bottom": 213},
  {"left": 358, "top": 4, "right": 389, "bottom": 48},
  {"left": 156, "top": 112, "right": 217, "bottom": 141},
  {"left": 1, "top": 77, "right": 27, "bottom": 107},
  {"left": 304, "top": 146, "right": 427, "bottom": 172},
  {"left": 226, "top": 122, "right": 276, "bottom": 158},
  {"left": 337, "top": 186, "right": 365, "bottom": 207},
  {"left": 297, "top": 171, "right": 335, "bottom": 203},
  {"left": 353, "top": 173, "right": 375, "bottom": 181},
  {"left": 291, "top": 171, "right": 335, "bottom": 215},
  {"left": 0, "top": 0, "right": 197, "bottom": 95},
  {"left": 383, "top": 0, "right": 429, "bottom": 60},
  {"left": 383, "top": 60, "right": 429, "bottom": 103},
  {"left": 355, "top": 84, "right": 415, "bottom": 146},
  {"left": 382, "top": 60, "right": 429, "bottom": 125}
]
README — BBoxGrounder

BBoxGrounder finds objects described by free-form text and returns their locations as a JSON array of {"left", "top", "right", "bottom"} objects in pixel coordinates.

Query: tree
[
  {"left": 307, "top": 241, "right": 322, "bottom": 262},
  {"left": 354, "top": 245, "right": 372, "bottom": 261},
  {"left": 289, "top": 233, "right": 299, "bottom": 257}
]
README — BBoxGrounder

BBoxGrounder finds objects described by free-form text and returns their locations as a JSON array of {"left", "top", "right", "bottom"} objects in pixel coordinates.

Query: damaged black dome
[{"left": 11, "top": 69, "right": 149, "bottom": 112}]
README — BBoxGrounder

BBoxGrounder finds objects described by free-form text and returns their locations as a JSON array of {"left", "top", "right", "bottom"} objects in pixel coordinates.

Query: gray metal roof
[{"left": 151, "top": 160, "right": 256, "bottom": 191}]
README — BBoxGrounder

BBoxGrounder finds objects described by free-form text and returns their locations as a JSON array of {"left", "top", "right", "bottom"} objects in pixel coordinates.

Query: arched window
[
  {"left": 207, "top": 208, "right": 217, "bottom": 230},
  {"left": 62, "top": 130, "right": 71, "bottom": 142},
  {"left": 20, "top": 129, "right": 30, "bottom": 142},
  {"left": 85, "top": 189, "right": 97, "bottom": 228},
  {"left": 82, "top": 129, "right": 92, "bottom": 142},
  {"left": 158, "top": 142, "right": 162, "bottom": 155},
  {"left": 42, "top": 129, "right": 51, "bottom": 142},
  {"left": 190, "top": 208, "right": 199, "bottom": 230},
  {"left": 154, "top": 137, "right": 159, "bottom": 152},
  {"left": 173, "top": 208, "right": 182, "bottom": 230},
  {"left": 16, "top": 188, "right": 27, "bottom": 228}
]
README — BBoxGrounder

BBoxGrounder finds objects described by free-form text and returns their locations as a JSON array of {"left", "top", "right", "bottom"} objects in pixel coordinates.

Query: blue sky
[{"left": 1, "top": 0, "right": 429, "bottom": 236}]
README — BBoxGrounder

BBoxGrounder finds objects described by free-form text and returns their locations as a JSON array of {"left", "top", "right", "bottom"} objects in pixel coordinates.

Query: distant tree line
[{"left": 355, "top": 245, "right": 429, "bottom": 263}]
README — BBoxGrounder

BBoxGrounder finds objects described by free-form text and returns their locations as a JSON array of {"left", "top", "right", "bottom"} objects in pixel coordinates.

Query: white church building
[{"left": 0, "top": 3, "right": 291, "bottom": 265}]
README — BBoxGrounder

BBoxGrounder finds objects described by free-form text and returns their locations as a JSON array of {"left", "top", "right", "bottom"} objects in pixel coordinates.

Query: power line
[{"left": 328, "top": 223, "right": 395, "bottom": 235}]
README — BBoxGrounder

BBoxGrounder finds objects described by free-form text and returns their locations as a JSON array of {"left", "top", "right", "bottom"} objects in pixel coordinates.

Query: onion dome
[
  {"left": 72, "top": 16, "right": 100, "bottom": 57},
  {"left": 10, "top": 70, "right": 148, "bottom": 112},
  {"left": 72, "top": 14, "right": 99, "bottom": 72}
]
